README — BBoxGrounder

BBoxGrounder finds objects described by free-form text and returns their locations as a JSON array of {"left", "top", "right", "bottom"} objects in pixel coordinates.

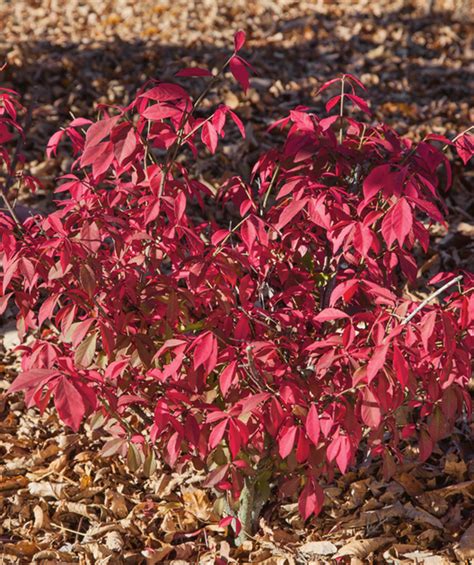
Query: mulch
[{"left": 0, "top": 1, "right": 473, "bottom": 562}]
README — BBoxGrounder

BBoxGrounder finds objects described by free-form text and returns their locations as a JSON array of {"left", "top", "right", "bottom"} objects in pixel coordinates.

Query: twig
[
  {"left": 402, "top": 275, "right": 463, "bottom": 325},
  {"left": 443, "top": 125, "right": 474, "bottom": 152},
  {"left": 262, "top": 163, "right": 280, "bottom": 211},
  {"left": 0, "top": 93, "right": 36, "bottom": 229}
]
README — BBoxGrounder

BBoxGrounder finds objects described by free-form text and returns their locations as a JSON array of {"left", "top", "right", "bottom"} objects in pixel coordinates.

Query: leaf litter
[{"left": 0, "top": 0, "right": 473, "bottom": 562}]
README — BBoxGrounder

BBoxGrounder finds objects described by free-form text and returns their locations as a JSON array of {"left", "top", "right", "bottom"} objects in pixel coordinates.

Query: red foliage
[{"left": 1, "top": 33, "right": 473, "bottom": 520}]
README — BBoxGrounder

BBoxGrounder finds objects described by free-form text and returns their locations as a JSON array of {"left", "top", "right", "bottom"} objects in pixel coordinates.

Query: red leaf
[
  {"left": 53, "top": 377, "right": 86, "bottom": 432},
  {"left": 219, "top": 515, "right": 241, "bottom": 535},
  {"left": 46, "top": 130, "right": 65, "bottom": 158},
  {"left": 228, "top": 109, "right": 245, "bottom": 138},
  {"left": 234, "top": 30, "right": 246, "bottom": 52},
  {"left": 219, "top": 361, "right": 237, "bottom": 397},
  {"left": 228, "top": 419, "right": 242, "bottom": 458},
  {"left": 361, "top": 388, "right": 382, "bottom": 429},
  {"left": 142, "top": 104, "right": 183, "bottom": 121},
  {"left": 114, "top": 128, "right": 137, "bottom": 164},
  {"left": 142, "top": 83, "right": 190, "bottom": 102},
  {"left": 276, "top": 198, "right": 307, "bottom": 230},
  {"left": 209, "top": 418, "right": 228, "bottom": 450},
  {"left": 298, "top": 479, "right": 324, "bottom": 520},
  {"left": 325, "top": 95, "right": 341, "bottom": 113},
  {"left": 278, "top": 424, "right": 297, "bottom": 458},
  {"left": 363, "top": 164, "right": 391, "bottom": 202},
  {"left": 367, "top": 342, "right": 389, "bottom": 384},
  {"left": 203, "top": 463, "right": 230, "bottom": 488},
  {"left": 38, "top": 294, "right": 60, "bottom": 326},
  {"left": 174, "top": 191, "right": 187, "bottom": 223},
  {"left": 229, "top": 56, "right": 250, "bottom": 92},
  {"left": 314, "top": 308, "right": 349, "bottom": 323},
  {"left": 236, "top": 392, "right": 270, "bottom": 416},
  {"left": 335, "top": 435, "right": 352, "bottom": 473},
  {"left": 167, "top": 431, "right": 181, "bottom": 466},
  {"left": 105, "top": 360, "right": 129, "bottom": 381},
  {"left": 455, "top": 133, "right": 473, "bottom": 165},
  {"left": 419, "top": 428, "right": 434, "bottom": 462},
  {"left": 306, "top": 404, "right": 320, "bottom": 446},
  {"left": 202, "top": 121, "right": 218, "bottom": 154},
  {"left": 393, "top": 344, "right": 409, "bottom": 388},
  {"left": 9, "top": 369, "right": 59, "bottom": 395},
  {"left": 85, "top": 116, "right": 119, "bottom": 148},
  {"left": 329, "top": 279, "right": 359, "bottom": 307},
  {"left": 381, "top": 198, "right": 413, "bottom": 247},
  {"left": 346, "top": 94, "right": 371, "bottom": 114}
]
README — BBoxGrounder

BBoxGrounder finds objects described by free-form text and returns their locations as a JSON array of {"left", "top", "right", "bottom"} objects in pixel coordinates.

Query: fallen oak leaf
[
  {"left": 455, "top": 522, "right": 474, "bottom": 560},
  {"left": 334, "top": 537, "right": 395, "bottom": 558}
]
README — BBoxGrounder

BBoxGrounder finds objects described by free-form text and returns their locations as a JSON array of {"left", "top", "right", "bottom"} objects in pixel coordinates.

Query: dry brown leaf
[
  {"left": 0, "top": 474, "right": 29, "bottom": 491},
  {"left": 298, "top": 540, "right": 337, "bottom": 557},
  {"left": 457, "top": 222, "right": 474, "bottom": 237},
  {"left": 403, "top": 502, "right": 444, "bottom": 529},
  {"left": 32, "top": 504, "right": 50, "bottom": 531},
  {"left": 335, "top": 537, "right": 394, "bottom": 558},
  {"left": 105, "top": 489, "right": 129, "bottom": 518},
  {"left": 28, "top": 481, "right": 68, "bottom": 499},
  {"left": 105, "top": 530, "right": 124, "bottom": 553},
  {"left": 3, "top": 541, "right": 41, "bottom": 558},
  {"left": 395, "top": 472, "right": 425, "bottom": 497},
  {"left": 455, "top": 522, "right": 474, "bottom": 560},
  {"left": 32, "top": 549, "right": 76, "bottom": 562},
  {"left": 141, "top": 543, "right": 175, "bottom": 563},
  {"left": 443, "top": 454, "right": 467, "bottom": 482},
  {"left": 56, "top": 500, "right": 96, "bottom": 519},
  {"left": 182, "top": 488, "right": 213, "bottom": 521},
  {"left": 402, "top": 550, "right": 454, "bottom": 564}
]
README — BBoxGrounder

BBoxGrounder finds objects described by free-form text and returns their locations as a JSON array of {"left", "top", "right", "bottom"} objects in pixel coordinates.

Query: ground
[{"left": 0, "top": 1, "right": 473, "bottom": 563}]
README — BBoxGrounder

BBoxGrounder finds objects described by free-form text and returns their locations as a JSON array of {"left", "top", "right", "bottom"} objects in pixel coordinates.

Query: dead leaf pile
[{"left": 0, "top": 1, "right": 473, "bottom": 563}]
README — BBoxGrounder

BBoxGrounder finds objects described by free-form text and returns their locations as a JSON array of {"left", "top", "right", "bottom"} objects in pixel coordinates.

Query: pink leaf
[
  {"left": 46, "top": 130, "right": 65, "bottom": 158},
  {"left": 393, "top": 344, "right": 409, "bottom": 388},
  {"left": 234, "top": 30, "right": 246, "bottom": 52},
  {"left": 54, "top": 377, "right": 86, "bottom": 432},
  {"left": 278, "top": 424, "right": 297, "bottom": 458},
  {"left": 335, "top": 435, "right": 352, "bottom": 473},
  {"left": 325, "top": 95, "right": 341, "bottom": 113},
  {"left": 346, "top": 94, "right": 371, "bottom": 114},
  {"left": 85, "top": 116, "right": 119, "bottom": 148},
  {"left": 455, "top": 133, "right": 473, "bottom": 165},
  {"left": 9, "top": 369, "right": 59, "bottom": 395},
  {"left": 298, "top": 479, "right": 324, "bottom": 520},
  {"left": 142, "top": 83, "right": 190, "bottom": 102},
  {"left": 142, "top": 104, "right": 183, "bottom": 121},
  {"left": 381, "top": 198, "right": 413, "bottom": 247},
  {"left": 219, "top": 361, "right": 237, "bottom": 397},
  {"left": 276, "top": 198, "right": 307, "bottom": 230},
  {"left": 361, "top": 388, "right": 382, "bottom": 429},
  {"left": 209, "top": 418, "right": 229, "bottom": 450},
  {"left": 314, "top": 308, "right": 349, "bottom": 323},
  {"left": 305, "top": 404, "right": 320, "bottom": 446},
  {"left": 229, "top": 56, "right": 250, "bottom": 92},
  {"left": 228, "top": 419, "right": 242, "bottom": 458},
  {"left": 363, "top": 164, "right": 391, "bottom": 202},
  {"left": 202, "top": 121, "right": 218, "bottom": 154},
  {"left": 367, "top": 342, "right": 389, "bottom": 384}
]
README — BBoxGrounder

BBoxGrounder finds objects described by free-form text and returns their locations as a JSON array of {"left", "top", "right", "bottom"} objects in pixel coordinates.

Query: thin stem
[
  {"left": 157, "top": 56, "right": 233, "bottom": 197},
  {"left": 338, "top": 77, "right": 345, "bottom": 145},
  {"left": 262, "top": 163, "right": 281, "bottom": 211},
  {"left": 212, "top": 216, "right": 248, "bottom": 257},
  {"left": 442, "top": 125, "right": 474, "bottom": 152},
  {"left": 402, "top": 275, "right": 463, "bottom": 325}
]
